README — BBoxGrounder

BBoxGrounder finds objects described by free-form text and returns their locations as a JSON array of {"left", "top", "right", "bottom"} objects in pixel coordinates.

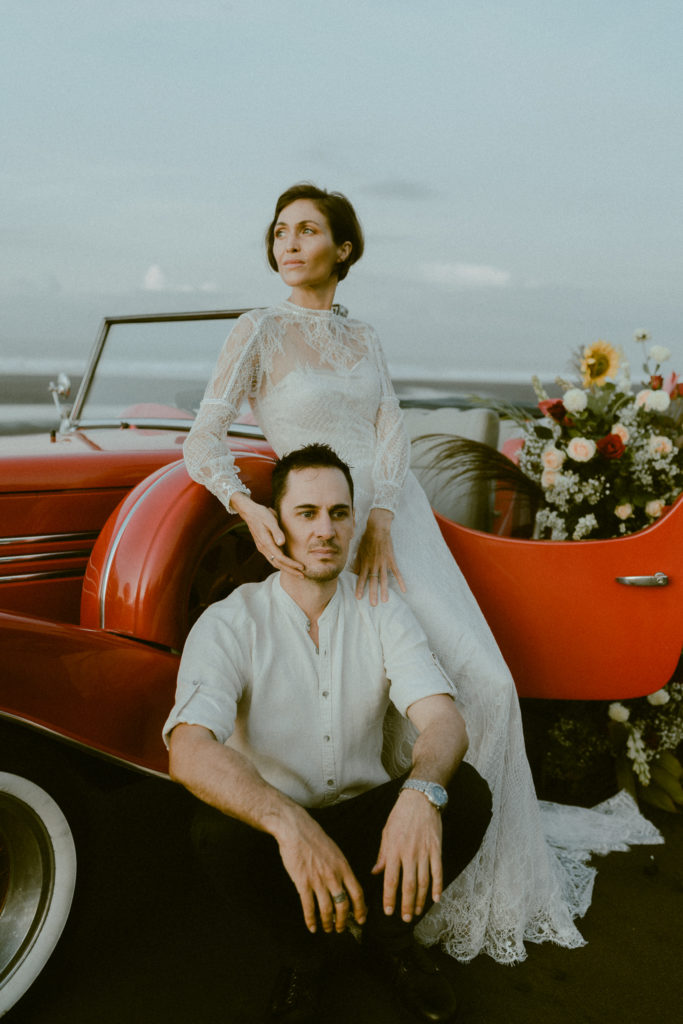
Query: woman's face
[{"left": 272, "top": 199, "right": 351, "bottom": 292}]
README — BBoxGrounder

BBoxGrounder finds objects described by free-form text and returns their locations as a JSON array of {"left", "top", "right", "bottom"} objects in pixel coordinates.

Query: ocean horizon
[{"left": 0, "top": 367, "right": 545, "bottom": 436}]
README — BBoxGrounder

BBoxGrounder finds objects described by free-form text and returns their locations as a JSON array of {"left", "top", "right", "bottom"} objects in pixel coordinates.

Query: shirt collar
[{"left": 274, "top": 573, "right": 341, "bottom": 630}]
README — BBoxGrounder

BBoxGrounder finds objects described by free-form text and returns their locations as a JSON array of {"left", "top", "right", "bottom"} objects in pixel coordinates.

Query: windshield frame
[{"left": 64, "top": 309, "right": 259, "bottom": 435}]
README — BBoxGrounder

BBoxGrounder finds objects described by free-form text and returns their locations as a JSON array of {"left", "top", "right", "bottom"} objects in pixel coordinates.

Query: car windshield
[{"left": 70, "top": 313, "right": 252, "bottom": 428}]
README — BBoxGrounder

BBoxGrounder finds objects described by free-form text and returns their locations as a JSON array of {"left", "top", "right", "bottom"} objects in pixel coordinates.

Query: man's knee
[{"left": 442, "top": 762, "right": 492, "bottom": 879}]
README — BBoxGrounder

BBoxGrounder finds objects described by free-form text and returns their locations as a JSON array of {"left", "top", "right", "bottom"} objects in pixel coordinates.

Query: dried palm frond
[{"left": 413, "top": 433, "right": 545, "bottom": 532}]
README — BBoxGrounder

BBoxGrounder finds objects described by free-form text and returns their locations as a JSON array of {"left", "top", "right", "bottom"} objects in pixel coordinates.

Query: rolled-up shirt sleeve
[
  {"left": 162, "top": 606, "right": 247, "bottom": 748},
  {"left": 374, "top": 593, "right": 457, "bottom": 717}
]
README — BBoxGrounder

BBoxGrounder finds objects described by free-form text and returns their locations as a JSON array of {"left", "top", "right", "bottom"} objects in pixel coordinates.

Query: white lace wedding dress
[{"left": 183, "top": 300, "right": 661, "bottom": 963}]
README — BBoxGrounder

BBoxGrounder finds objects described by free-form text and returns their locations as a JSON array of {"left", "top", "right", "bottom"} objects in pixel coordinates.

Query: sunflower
[{"left": 581, "top": 340, "right": 621, "bottom": 387}]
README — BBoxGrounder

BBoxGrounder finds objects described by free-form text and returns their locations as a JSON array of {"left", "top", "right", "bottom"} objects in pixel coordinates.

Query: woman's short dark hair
[
  {"left": 271, "top": 443, "right": 355, "bottom": 515},
  {"left": 265, "top": 183, "right": 364, "bottom": 282}
]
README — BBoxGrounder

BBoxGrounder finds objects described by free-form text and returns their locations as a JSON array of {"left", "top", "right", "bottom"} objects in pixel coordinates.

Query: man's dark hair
[
  {"left": 271, "top": 443, "right": 355, "bottom": 515},
  {"left": 265, "top": 183, "right": 364, "bottom": 282}
]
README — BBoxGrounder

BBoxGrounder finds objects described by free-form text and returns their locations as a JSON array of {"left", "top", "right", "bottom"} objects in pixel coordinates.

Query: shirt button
[
  {"left": 327, "top": 779, "right": 335, "bottom": 787},
  {"left": 322, "top": 691, "right": 329, "bottom": 698},
  {"left": 324, "top": 735, "right": 330, "bottom": 742}
]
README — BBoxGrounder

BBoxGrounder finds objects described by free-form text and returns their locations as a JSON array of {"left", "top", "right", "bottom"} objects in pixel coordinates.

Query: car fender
[{"left": 80, "top": 452, "right": 275, "bottom": 651}]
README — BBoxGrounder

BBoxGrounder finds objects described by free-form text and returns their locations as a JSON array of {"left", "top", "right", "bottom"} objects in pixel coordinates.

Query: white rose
[
  {"left": 649, "top": 389, "right": 671, "bottom": 411},
  {"left": 646, "top": 499, "right": 665, "bottom": 518},
  {"left": 563, "top": 388, "right": 588, "bottom": 413},
  {"left": 638, "top": 389, "right": 671, "bottom": 412},
  {"left": 648, "top": 435, "right": 673, "bottom": 457},
  {"left": 646, "top": 688, "right": 671, "bottom": 706},
  {"left": 648, "top": 345, "right": 671, "bottom": 363},
  {"left": 612, "top": 423, "right": 630, "bottom": 444},
  {"left": 615, "top": 503, "right": 633, "bottom": 520},
  {"left": 541, "top": 445, "right": 565, "bottom": 470},
  {"left": 608, "top": 702, "right": 630, "bottom": 723},
  {"left": 567, "top": 436, "right": 596, "bottom": 462}
]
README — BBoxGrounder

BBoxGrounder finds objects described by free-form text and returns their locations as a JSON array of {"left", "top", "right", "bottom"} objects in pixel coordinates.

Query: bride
[{"left": 183, "top": 183, "right": 660, "bottom": 963}]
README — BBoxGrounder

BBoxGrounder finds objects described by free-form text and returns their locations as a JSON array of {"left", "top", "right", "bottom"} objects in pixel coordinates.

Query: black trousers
[{"left": 191, "top": 762, "right": 492, "bottom": 965}]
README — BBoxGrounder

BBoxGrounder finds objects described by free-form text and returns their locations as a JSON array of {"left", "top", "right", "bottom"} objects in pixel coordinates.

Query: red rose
[
  {"left": 538, "top": 399, "right": 566, "bottom": 422},
  {"left": 650, "top": 375, "right": 664, "bottom": 391},
  {"left": 597, "top": 433, "right": 625, "bottom": 459}
]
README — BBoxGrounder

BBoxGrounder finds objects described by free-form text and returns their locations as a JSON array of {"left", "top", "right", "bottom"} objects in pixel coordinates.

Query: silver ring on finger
[
  {"left": 368, "top": 573, "right": 379, "bottom": 578},
  {"left": 332, "top": 891, "right": 348, "bottom": 904}
]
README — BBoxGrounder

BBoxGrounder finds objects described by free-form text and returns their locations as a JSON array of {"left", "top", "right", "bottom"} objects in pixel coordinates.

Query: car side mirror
[{"left": 48, "top": 372, "right": 72, "bottom": 420}]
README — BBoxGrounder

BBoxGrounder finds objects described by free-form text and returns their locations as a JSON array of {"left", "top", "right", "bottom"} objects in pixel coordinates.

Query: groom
[{"left": 164, "top": 443, "right": 491, "bottom": 1023}]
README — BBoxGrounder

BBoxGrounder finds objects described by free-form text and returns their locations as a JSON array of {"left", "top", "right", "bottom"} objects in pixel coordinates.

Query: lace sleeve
[
  {"left": 183, "top": 313, "right": 261, "bottom": 513},
  {"left": 369, "top": 327, "right": 410, "bottom": 513}
]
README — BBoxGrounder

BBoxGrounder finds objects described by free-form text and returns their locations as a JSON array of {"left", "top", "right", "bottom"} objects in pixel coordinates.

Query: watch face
[
  {"left": 403, "top": 779, "right": 448, "bottom": 809},
  {"left": 426, "top": 783, "right": 448, "bottom": 808}
]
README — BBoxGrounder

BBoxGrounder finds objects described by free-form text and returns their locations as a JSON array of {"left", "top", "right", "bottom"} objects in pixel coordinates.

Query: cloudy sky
[{"left": 2, "top": 0, "right": 682, "bottom": 389}]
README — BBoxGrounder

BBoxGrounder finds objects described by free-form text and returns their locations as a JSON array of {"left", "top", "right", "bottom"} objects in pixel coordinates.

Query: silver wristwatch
[{"left": 400, "top": 779, "right": 449, "bottom": 810}]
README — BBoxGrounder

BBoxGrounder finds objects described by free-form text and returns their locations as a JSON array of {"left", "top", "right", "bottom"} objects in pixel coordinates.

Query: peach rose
[
  {"left": 648, "top": 435, "right": 673, "bottom": 457},
  {"left": 612, "top": 423, "right": 630, "bottom": 444},
  {"left": 646, "top": 499, "right": 665, "bottom": 518},
  {"left": 615, "top": 503, "right": 633, "bottom": 520},
  {"left": 567, "top": 437, "right": 596, "bottom": 462},
  {"left": 541, "top": 445, "right": 565, "bottom": 471}
]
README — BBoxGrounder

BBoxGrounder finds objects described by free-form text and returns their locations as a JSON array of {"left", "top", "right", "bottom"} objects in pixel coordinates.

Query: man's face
[{"left": 276, "top": 466, "right": 355, "bottom": 582}]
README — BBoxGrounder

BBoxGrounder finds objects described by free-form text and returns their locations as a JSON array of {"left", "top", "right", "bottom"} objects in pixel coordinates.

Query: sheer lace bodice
[
  {"left": 184, "top": 302, "right": 408, "bottom": 515},
  {"left": 184, "top": 304, "right": 661, "bottom": 964}
]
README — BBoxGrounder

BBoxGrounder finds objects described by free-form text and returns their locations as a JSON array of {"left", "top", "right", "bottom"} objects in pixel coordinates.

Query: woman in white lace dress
[{"left": 183, "top": 184, "right": 659, "bottom": 963}]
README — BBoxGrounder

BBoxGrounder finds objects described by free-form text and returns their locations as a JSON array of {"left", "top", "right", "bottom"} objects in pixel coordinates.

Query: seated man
[{"left": 164, "top": 443, "right": 491, "bottom": 1024}]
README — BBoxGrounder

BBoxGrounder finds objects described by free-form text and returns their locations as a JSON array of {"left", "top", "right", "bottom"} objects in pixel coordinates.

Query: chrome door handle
[{"left": 615, "top": 572, "right": 669, "bottom": 586}]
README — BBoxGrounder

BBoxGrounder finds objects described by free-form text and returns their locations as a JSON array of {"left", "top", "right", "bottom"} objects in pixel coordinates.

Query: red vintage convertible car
[{"left": 1, "top": 310, "right": 681, "bottom": 1015}]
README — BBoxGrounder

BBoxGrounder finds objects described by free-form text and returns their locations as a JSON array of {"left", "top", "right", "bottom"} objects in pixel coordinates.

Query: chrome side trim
[
  {"left": 0, "top": 532, "right": 98, "bottom": 546},
  {"left": 98, "top": 462, "right": 181, "bottom": 630},
  {"left": 0, "top": 549, "right": 91, "bottom": 565},
  {"left": 0, "top": 568, "right": 84, "bottom": 584}
]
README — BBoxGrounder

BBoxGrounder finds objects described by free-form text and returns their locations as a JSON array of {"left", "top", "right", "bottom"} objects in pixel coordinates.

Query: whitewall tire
[{"left": 0, "top": 772, "right": 77, "bottom": 1017}]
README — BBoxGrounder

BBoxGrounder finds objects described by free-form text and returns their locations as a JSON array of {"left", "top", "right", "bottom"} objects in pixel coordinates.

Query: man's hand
[
  {"left": 371, "top": 788, "right": 443, "bottom": 922},
  {"left": 276, "top": 811, "right": 367, "bottom": 935}
]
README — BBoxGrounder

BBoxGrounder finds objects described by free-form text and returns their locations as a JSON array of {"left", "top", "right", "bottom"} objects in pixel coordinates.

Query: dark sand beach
[{"left": 3, "top": 734, "right": 681, "bottom": 1024}]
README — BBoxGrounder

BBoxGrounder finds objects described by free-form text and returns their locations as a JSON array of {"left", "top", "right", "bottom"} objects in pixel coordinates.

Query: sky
[{"left": 2, "top": 0, "right": 682, "bottom": 390}]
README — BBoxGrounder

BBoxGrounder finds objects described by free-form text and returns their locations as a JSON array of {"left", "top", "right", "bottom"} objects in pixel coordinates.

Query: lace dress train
[{"left": 184, "top": 302, "right": 662, "bottom": 963}]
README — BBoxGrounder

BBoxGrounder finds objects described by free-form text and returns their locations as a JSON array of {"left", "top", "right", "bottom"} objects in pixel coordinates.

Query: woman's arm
[
  {"left": 183, "top": 314, "right": 259, "bottom": 512},
  {"left": 355, "top": 328, "right": 410, "bottom": 604},
  {"left": 184, "top": 314, "right": 303, "bottom": 574}
]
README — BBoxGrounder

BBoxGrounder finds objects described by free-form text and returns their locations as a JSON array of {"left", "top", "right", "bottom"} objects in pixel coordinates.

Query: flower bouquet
[
  {"left": 537, "top": 680, "right": 683, "bottom": 812},
  {"left": 519, "top": 334, "right": 683, "bottom": 539},
  {"left": 418, "top": 332, "right": 683, "bottom": 541}
]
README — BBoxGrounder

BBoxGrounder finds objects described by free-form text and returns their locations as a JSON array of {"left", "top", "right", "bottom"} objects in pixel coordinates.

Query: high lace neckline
[{"left": 279, "top": 300, "right": 346, "bottom": 319}]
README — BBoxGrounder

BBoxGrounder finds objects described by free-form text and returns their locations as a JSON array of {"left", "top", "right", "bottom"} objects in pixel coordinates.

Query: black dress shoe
[
  {"left": 267, "top": 964, "right": 322, "bottom": 1023},
  {"left": 367, "top": 939, "right": 458, "bottom": 1022}
]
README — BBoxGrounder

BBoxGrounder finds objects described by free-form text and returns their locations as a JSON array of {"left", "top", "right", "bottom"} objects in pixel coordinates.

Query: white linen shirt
[{"left": 163, "top": 571, "right": 455, "bottom": 808}]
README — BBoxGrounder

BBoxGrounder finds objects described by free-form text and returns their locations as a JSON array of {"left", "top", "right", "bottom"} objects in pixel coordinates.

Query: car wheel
[
  {"left": 0, "top": 772, "right": 77, "bottom": 1018},
  {"left": 187, "top": 521, "right": 273, "bottom": 630}
]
